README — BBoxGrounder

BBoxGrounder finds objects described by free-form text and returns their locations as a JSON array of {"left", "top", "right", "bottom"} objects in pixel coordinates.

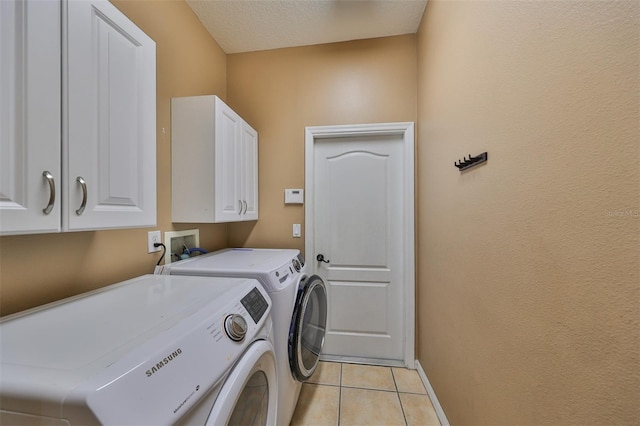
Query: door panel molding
[{"left": 305, "top": 122, "right": 415, "bottom": 368}]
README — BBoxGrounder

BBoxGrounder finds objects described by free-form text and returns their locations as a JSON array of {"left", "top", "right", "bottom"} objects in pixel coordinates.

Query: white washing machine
[
  {"left": 0, "top": 274, "right": 277, "bottom": 425},
  {"left": 158, "top": 248, "right": 328, "bottom": 426}
]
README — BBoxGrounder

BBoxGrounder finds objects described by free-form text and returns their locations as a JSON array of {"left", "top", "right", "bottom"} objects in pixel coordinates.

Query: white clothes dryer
[
  {"left": 158, "top": 248, "right": 328, "bottom": 426},
  {"left": 0, "top": 274, "right": 277, "bottom": 426}
]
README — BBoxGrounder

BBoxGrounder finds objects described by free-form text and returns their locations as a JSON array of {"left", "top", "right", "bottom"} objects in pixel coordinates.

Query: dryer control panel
[{"left": 241, "top": 287, "right": 269, "bottom": 324}]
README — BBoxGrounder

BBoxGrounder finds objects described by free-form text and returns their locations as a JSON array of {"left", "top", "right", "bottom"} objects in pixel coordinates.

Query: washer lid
[
  {"left": 166, "top": 248, "right": 301, "bottom": 291},
  {"left": 0, "top": 274, "right": 270, "bottom": 423}
]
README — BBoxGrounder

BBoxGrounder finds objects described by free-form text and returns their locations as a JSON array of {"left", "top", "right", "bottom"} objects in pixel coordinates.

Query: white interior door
[{"left": 305, "top": 123, "right": 415, "bottom": 366}]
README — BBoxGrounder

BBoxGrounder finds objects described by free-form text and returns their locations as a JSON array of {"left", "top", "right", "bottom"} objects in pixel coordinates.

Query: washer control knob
[
  {"left": 224, "top": 314, "right": 248, "bottom": 342},
  {"left": 292, "top": 258, "right": 301, "bottom": 272}
]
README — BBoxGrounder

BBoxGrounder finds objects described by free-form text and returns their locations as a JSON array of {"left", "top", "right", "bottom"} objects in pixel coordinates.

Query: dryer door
[
  {"left": 206, "top": 340, "right": 277, "bottom": 426},
  {"left": 289, "top": 275, "right": 328, "bottom": 381}
]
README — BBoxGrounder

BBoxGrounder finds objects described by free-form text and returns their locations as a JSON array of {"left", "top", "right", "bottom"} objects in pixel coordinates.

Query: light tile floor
[{"left": 290, "top": 362, "right": 441, "bottom": 426}]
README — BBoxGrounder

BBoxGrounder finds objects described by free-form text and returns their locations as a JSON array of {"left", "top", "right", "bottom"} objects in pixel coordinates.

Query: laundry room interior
[{"left": 0, "top": 0, "right": 638, "bottom": 425}]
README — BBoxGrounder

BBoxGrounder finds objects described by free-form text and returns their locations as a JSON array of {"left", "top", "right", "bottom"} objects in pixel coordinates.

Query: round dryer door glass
[
  {"left": 205, "top": 340, "right": 277, "bottom": 426},
  {"left": 228, "top": 371, "right": 269, "bottom": 426},
  {"left": 289, "top": 275, "right": 327, "bottom": 381}
]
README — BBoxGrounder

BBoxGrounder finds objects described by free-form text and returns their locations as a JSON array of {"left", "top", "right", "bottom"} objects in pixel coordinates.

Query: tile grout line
[
  {"left": 337, "top": 363, "right": 342, "bottom": 426},
  {"left": 391, "top": 367, "right": 410, "bottom": 426},
  {"left": 312, "top": 382, "right": 427, "bottom": 394},
  {"left": 307, "top": 379, "right": 427, "bottom": 395},
  {"left": 342, "top": 385, "right": 403, "bottom": 392}
]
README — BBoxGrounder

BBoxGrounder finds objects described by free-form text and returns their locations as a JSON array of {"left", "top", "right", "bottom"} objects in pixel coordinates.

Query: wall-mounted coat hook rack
[{"left": 454, "top": 152, "right": 488, "bottom": 171}]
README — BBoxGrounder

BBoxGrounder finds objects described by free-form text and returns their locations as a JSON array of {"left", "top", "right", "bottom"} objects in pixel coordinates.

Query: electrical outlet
[
  {"left": 148, "top": 230, "right": 161, "bottom": 253},
  {"left": 164, "top": 229, "right": 200, "bottom": 264}
]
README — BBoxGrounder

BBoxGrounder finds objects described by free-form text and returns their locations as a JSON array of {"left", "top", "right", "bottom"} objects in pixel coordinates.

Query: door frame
[{"left": 304, "top": 122, "right": 415, "bottom": 368}]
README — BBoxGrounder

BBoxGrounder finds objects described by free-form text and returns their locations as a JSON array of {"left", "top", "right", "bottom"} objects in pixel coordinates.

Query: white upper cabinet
[
  {"left": 0, "top": 0, "right": 156, "bottom": 235},
  {"left": 65, "top": 0, "right": 156, "bottom": 231},
  {"left": 239, "top": 121, "right": 258, "bottom": 221},
  {"left": 0, "top": 0, "right": 62, "bottom": 234},
  {"left": 171, "top": 95, "right": 259, "bottom": 223}
]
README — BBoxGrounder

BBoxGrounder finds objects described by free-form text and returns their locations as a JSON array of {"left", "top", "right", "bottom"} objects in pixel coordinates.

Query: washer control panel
[{"left": 240, "top": 286, "right": 269, "bottom": 324}]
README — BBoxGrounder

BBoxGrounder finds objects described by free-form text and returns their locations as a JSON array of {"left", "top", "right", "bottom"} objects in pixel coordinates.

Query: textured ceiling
[{"left": 186, "top": 0, "right": 428, "bottom": 54}]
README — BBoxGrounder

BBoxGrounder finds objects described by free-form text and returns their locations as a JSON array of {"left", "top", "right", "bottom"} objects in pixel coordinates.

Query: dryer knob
[
  {"left": 224, "top": 314, "right": 248, "bottom": 342},
  {"left": 292, "top": 258, "right": 301, "bottom": 272}
]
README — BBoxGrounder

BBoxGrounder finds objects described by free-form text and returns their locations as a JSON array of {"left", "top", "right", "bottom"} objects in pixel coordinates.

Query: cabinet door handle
[
  {"left": 238, "top": 200, "right": 243, "bottom": 215},
  {"left": 242, "top": 200, "right": 247, "bottom": 215},
  {"left": 42, "top": 171, "right": 56, "bottom": 215},
  {"left": 76, "top": 176, "right": 87, "bottom": 215}
]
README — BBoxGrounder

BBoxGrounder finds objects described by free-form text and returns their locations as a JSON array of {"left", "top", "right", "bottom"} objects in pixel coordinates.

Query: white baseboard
[{"left": 415, "top": 360, "right": 450, "bottom": 426}]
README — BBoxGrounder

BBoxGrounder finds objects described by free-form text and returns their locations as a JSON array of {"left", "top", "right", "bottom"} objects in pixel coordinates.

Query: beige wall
[
  {"left": 0, "top": 0, "right": 229, "bottom": 316},
  {"left": 416, "top": 1, "right": 639, "bottom": 424},
  {"left": 2, "top": 1, "right": 638, "bottom": 423},
  {"left": 225, "top": 36, "right": 417, "bottom": 250}
]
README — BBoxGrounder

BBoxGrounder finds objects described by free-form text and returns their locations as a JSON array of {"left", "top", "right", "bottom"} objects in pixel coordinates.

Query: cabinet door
[
  {"left": 65, "top": 0, "right": 156, "bottom": 231},
  {"left": 240, "top": 122, "right": 259, "bottom": 221},
  {"left": 0, "top": 0, "right": 61, "bottom": 235},
  {"left": 214, "top": 97, "right": 243, "bottom": 222}
]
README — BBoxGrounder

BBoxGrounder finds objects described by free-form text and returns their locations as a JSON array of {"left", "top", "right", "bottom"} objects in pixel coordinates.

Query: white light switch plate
[{"left": 293, "top": 224, "right": 301, "bottom": 238}]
